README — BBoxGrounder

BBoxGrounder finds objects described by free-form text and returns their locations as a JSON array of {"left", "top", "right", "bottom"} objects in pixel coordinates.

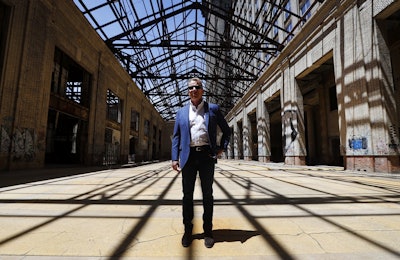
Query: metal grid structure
[{"left": 73, "top": 0, "right": 323, "bottom": 121}]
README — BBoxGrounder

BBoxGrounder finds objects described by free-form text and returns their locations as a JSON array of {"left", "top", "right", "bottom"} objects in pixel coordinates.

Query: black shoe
[
  {"left": 181, "top": 233, "right": 192, "bottom": 247},
  {"left": 204, "top": 236, "right": 214, "bottom": 248}
]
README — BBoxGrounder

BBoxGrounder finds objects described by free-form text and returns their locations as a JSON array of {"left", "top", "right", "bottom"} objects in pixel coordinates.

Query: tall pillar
[
  {"left": 243, "top": 108, "right": 252, "bottom": 160},
  {"left": 233, "top": 119, "right": 240, "bottom": 160},
  {"left": 282, "top": 64, "right": 306, "bottom": 166},
  {"left": 257, "top": 91, "right": 270, "bottom": 162}
]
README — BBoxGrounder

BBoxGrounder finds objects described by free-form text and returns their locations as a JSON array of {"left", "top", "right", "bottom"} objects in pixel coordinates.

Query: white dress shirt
[{"left": 189, "top": 100, "right": 209, "bottom": 147}]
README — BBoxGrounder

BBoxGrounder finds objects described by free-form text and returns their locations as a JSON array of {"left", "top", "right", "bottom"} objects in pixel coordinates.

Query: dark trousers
[{"left": 181, "top": 151, "right": 215, "bottom": 235}]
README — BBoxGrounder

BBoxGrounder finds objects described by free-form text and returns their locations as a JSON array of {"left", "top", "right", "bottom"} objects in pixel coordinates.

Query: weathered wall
[
  {"left": 0, "top": 0, "right": 165, "bottom": 170},
  {"left": 226, "top": 0, "right": 400, "bottom": 172}
]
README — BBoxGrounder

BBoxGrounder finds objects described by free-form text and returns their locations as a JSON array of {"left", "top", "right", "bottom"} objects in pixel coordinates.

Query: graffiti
[
  {"left": 12, "top": 128, "right": 37, "bottom": 161},
  {"left": 376, "top": 139, "right": 399, "bottom": 155},
  {"left": 283, "top": 110, "right": 297, "bottom": 154},
  {"left": 376, "top": 138, "right": 388, "bottom": 155},
  {"left": 0, "top": 125, "right": 37, "bottom": 161},
  {"left": 348, "top": 135, "right": 400, "bottom": 155},
  {"left": 1, "top": 126, "right": 11, "bottom": 153},
  {"left": 348, "top": 137, "right": 367, "bottom": 150},
  {"left": 389, "top": 125, "right": 398, "bottom": 144},
  {"left": 290, "top": 117, "right": 298, "bottom": 141},
  {"left": 388, "top": 125, "right": 400, "bottom": 150}
]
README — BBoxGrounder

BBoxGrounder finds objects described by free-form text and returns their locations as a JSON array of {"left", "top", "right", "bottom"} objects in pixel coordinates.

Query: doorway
[
  {"left": 46, "top": 110, "right": 87, "bottom": 164},
  {"left": 297, "top": 58, "right": 342, "bottom": 166},
  {"left": 248, "top": 112, "right": 258, "bottom": 160},
  {"left": 267, "top": 94, "right": 283, "bottom": 162}
]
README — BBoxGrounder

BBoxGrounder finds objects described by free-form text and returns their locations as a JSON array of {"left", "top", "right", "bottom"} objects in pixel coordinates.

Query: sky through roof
[{"left": 73, "top": 0, "right": 322, "bottom": 120}]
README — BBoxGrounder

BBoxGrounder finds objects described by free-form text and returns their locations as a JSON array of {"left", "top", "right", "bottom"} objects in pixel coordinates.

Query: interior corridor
[{"left": 0, "top": 161, "right": 399, "bottom": 259}]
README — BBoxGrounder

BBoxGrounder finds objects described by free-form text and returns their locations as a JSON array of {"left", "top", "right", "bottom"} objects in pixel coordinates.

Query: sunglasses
[{"left": 188, "top": 85, "right": 202, "bottom": 90}]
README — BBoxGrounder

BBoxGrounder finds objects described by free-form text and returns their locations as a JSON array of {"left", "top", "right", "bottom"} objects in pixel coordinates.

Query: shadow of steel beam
[
  {"left": 218, "top": 165, "right": 400, "bottom": 258},
  {"left": 0, "top": 166, "right": 171, "bottom": 248},
  {"left": 108, "top": 170, "right": 180, "bottom": 258},
  {"left": 214, "top": 174, "right": 294, "bottom": 259}
]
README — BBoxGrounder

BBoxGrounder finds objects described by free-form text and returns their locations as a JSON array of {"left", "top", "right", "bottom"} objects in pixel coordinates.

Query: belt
[{"left": 190, "top": 145, "right": 210, "bottom": 152}]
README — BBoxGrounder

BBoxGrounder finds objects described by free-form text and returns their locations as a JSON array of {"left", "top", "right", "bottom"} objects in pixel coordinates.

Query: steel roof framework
[{"left": 73, "top": 0, "right": 323, "bottom": 121}]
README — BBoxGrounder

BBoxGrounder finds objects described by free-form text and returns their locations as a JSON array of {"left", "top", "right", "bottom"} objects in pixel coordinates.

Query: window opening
[
  {"left": 144, "top": 119, "right": 150, "bottom": 137},
  {"left": 107, "top": 89, "right": 122, "bottom": 123},
  {"left": 130, "top": 109, "right": 140, "bottom": 132},
  {"left": 51, "top": 48, "right": 91, "bottom": 107},
  {"left": 300, "top": 0, "right": 312, "bottom": 22}
]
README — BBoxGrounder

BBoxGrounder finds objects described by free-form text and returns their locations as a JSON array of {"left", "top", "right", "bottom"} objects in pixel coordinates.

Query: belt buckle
[{"left": 195, "top": 146, "right": 202, "bottom": 152}]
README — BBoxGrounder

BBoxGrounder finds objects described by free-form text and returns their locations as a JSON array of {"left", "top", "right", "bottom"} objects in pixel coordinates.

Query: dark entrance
[
  {"left": 267, "top": 94, "right": 283, "bottom": 162},
  {"left": 248, "top": 112, "right": 258, "bottom": 160},
  {"left": 297, "top": 57, "right": 342, "bottom": 166},
  {"left": 46, "top": 110, "right": 87, "bottom": 164}
]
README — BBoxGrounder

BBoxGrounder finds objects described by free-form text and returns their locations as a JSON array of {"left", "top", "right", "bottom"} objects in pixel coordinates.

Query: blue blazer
[{"left": 171, "top": 101, "right": 231, "bottom": 170}]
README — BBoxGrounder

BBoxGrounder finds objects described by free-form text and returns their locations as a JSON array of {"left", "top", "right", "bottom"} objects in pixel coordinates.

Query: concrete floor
[{"left": 0, "top": 160, "right": 399, "bottom": 260}]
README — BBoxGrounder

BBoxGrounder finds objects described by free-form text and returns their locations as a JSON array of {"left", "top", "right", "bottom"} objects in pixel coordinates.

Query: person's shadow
[{"left": 193, "top": 229, "right": 260, "bottom": 243}]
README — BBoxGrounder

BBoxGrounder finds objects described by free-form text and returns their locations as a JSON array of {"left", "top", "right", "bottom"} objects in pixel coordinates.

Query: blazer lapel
[
  {"left": 182, "top": 105, "right": 190, "bottom": 139},
  {"left": 204, "top": 102, "right": 210, "bottom": 129}
]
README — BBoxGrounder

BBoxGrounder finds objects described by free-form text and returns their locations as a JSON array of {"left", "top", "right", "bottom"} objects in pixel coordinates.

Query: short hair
[{"left": 188, "top": 77, "right": 202, "bottom": 88}]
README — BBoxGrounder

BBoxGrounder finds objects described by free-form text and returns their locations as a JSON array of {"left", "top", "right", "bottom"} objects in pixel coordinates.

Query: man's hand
[{"left": 172, "top": 160, "right": 181, "bottom": 172}]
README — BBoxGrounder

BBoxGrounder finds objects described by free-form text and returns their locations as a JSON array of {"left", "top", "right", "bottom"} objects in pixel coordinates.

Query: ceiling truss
[{"left": 74, "top": 0, "right": 324, "bottom": 120}]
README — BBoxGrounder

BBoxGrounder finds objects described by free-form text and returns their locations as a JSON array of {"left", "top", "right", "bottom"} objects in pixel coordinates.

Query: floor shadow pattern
[{"left": 0, "top": 161, "right": 399, "bottom": 260}]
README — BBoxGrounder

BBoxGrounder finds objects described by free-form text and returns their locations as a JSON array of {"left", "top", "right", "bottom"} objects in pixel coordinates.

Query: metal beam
[
  {"left": 111, "top": 41, "right": 279, "bottom": 51},
  {"left": 106, "top": 3, "right": 197, "bottom": 43},
  {"left": 132, "top": 74, "right": 256, "bottom": 81}
]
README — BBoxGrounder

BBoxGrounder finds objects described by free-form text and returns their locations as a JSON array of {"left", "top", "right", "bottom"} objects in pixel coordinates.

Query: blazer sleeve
[
  {"left": 209, "top": 103, "right": 231, "bottom": 151},
  {"left": 171, "top": 110, "right": 181, "bottom": 162},
  {"left": 215, "top": 105, "right": 231, "bottom": 151}
]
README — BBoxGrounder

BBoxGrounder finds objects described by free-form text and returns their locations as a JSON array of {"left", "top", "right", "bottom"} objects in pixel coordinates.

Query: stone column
[
  {"left": 233, "top": 119, "right": 240, "bottom": 160},
  {"left": 242, "top": 108, "right": 252, "bottom": 160},
  {"left": 257, "top": 91, "right": 270, "bottom": 162},
  {"left": 282, "top": 63, "right": 306, "bottom": 165}
]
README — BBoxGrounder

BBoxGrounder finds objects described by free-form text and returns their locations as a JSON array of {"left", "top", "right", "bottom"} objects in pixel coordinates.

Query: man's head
[{"left": 188, "top": 77, "right": 204, "bottom": 106}]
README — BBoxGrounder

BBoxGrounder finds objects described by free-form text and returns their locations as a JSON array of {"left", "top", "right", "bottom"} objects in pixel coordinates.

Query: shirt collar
[{"left": 190, "top": 99, "right": 204, "bottom": 111}]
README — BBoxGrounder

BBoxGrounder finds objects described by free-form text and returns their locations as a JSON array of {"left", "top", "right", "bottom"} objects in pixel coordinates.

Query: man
[{"left": 171, "top": 77, "right": 231, "bottom": 248}]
